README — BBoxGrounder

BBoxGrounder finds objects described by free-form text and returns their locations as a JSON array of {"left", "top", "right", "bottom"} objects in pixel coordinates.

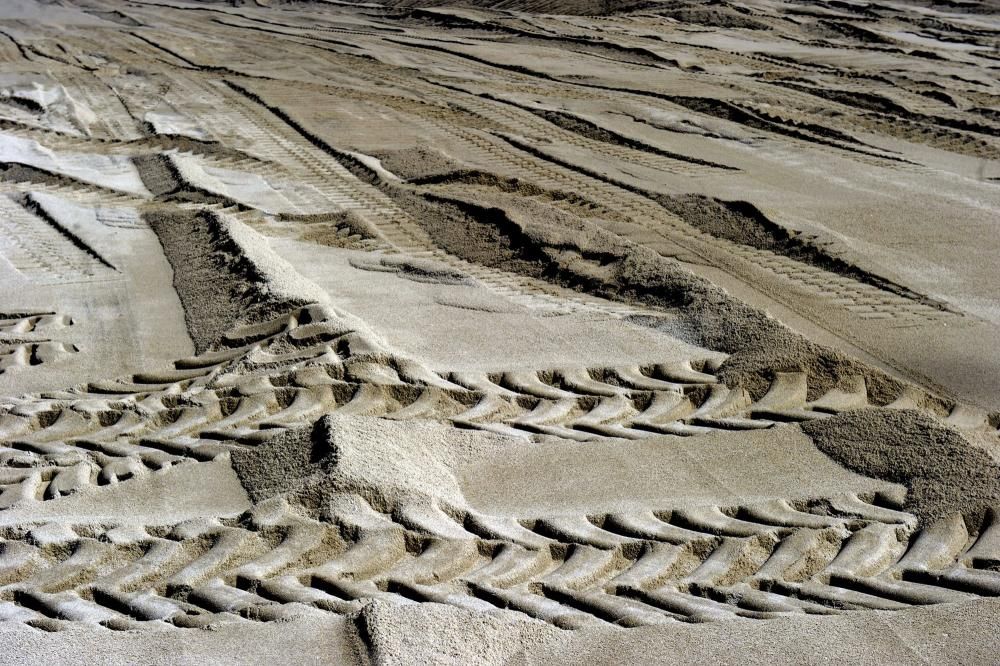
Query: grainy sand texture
[{"left": 0, "top": 0, "right": 999, "bottom": 663}]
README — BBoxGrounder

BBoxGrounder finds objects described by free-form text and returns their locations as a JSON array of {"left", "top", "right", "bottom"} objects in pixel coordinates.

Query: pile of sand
[
  {"left": 231, "top": 414, "right": 510, "bottom": 517},
  {"left": 803, "top": 409, "right": 1000, "bottom": 525}
]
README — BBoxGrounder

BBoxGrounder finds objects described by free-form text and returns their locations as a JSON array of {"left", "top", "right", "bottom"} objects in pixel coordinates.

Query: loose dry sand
[
  {"left": 802, "top": 409, "right": 1000, "bottom": 525},
  {"left": 0, "top": 0, "right": 998, "bottom": 663}
]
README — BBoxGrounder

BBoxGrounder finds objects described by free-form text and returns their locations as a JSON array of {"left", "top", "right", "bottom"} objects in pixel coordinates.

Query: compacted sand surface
[{"left": 0, "top": 0, "right": 998, "bottom": 663}]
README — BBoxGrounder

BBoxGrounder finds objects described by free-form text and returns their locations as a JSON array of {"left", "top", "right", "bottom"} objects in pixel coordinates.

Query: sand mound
[
  {"left": 232, "top": 414, "right": 509, "bottom": 516},
  {"left": 375, "top": 0, "right": 654, "bottom": 16},
  {"left": 802, "top": 409, "right": 1000, "bottom": 525},
  {"left": 655, "top": 194, "right": 948, "bottom": 312},
  {"left": 370, "top": 147, "right": 462, "bottom": 181},
  {"left": 357, "top": 600, "right": 561, "bottom": 665}
]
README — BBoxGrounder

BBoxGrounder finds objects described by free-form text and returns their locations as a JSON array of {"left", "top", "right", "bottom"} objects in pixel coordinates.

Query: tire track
[
  {"left": 0, "top": 490, "right": 995, "bottom": 630},
  {"left": 0, "top": 301, "right": 986, "bottom": 507}
]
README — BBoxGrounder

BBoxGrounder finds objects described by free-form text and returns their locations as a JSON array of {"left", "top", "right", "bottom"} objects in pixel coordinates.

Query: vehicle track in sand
[{"left": 0, "top": 474, "right": 997, "bottom": 632}]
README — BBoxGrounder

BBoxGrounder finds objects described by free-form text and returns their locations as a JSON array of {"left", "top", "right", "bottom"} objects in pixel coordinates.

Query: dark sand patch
[
  {"left": 369, "top": 146, "right": 463, "bottom": 180},
  {"left": 802, "top": 409, "right": 1000, "bottom": 525},
  {"left": 145, "top": 208, "right": 317, "bottom": 352}
]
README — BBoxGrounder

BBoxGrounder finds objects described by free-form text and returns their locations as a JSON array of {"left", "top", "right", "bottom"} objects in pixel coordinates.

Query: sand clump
[
  {"left": 283, "top": 209, "right": 381, "bottom": 248},
  {"left": 356, "top": 600, "right": 564, "bottom": 665},
  {"left": 802, "top": 409, "right": 1000, "bottom": 525},
  {"left": 229, "top": 422, "right": 333, "bottom": 505},
  {"left": 369, "top": 146, "right": 463, "bottom": 181},
  {"left": 231, "top": 414, "right": 510, "bottom": 517}
]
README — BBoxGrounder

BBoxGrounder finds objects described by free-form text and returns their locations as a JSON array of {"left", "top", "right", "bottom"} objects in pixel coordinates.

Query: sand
[
  {"left": 0, "top": 0, "right": 998, "bottom": 663},
  {"left": 802, "top": 409, "right": 1000, "bottom": 525}
]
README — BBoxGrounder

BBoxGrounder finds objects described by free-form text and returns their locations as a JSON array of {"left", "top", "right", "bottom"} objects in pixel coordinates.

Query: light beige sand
[
  {"left": 0, "top": 0, "right": 998, "bottom": 663},
  {"left": 459, "top": 424, "right": 898, "bottom": 516}
]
